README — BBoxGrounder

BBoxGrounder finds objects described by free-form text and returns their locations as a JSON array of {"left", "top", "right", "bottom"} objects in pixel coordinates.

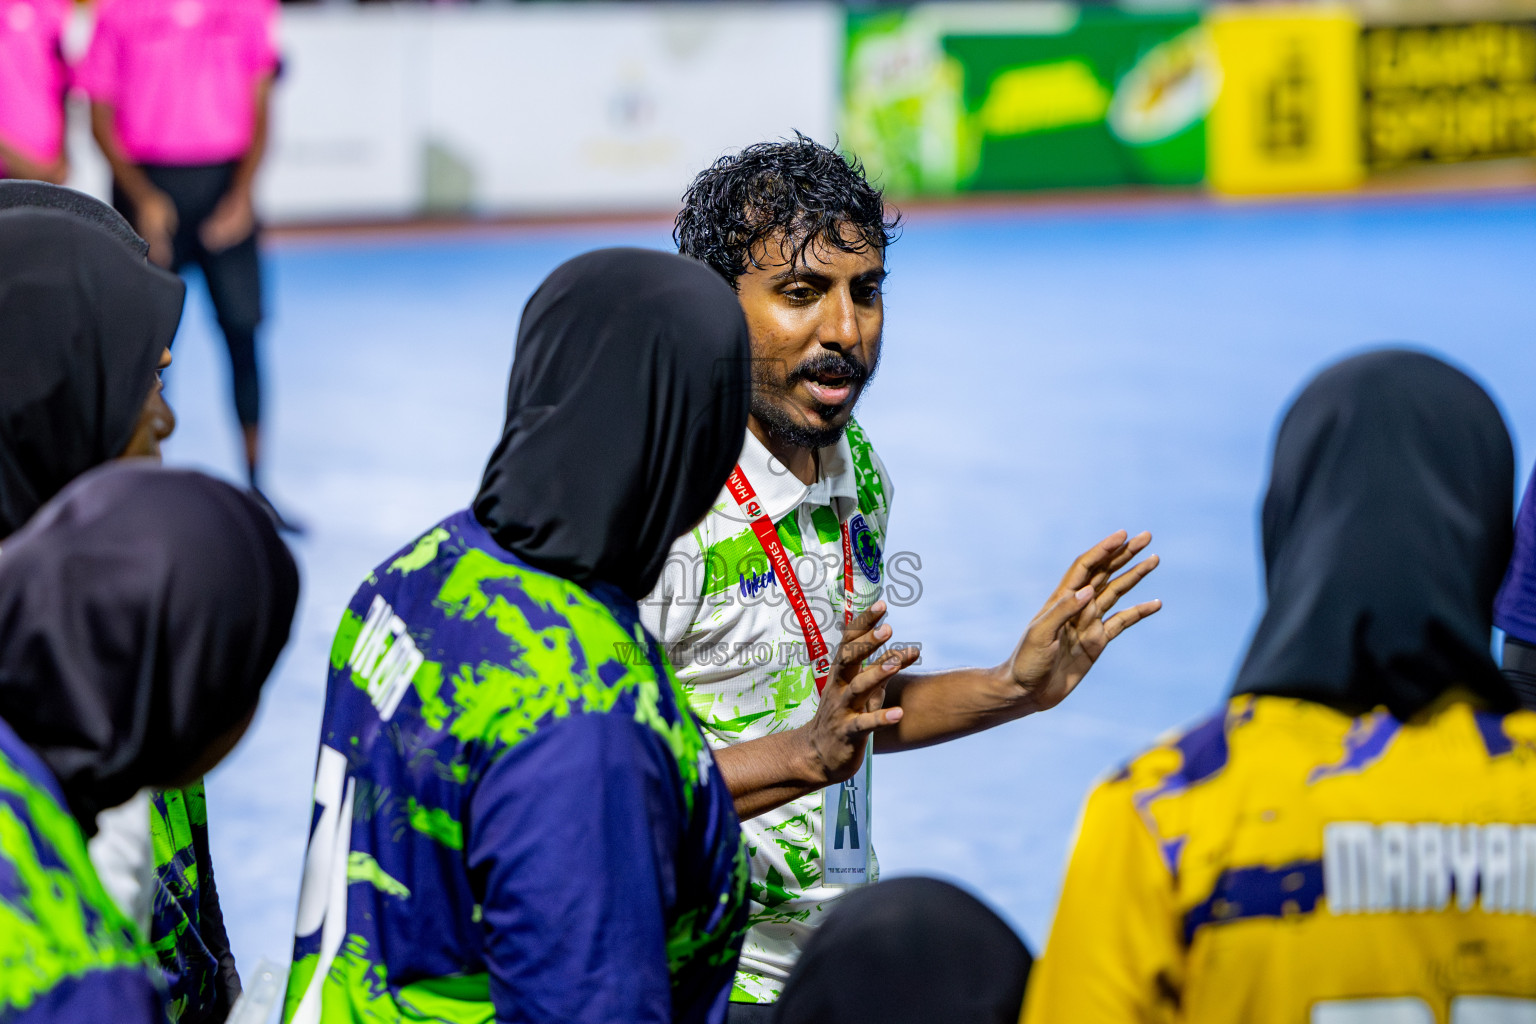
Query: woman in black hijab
[
  {"left": 472, "top": 247, "right": 750, "bottom": 598},
  {"left": 1023, "top": 350, "right": 1531, "bottom": 1024},
  {"left": 1231, "top": 348, "right": 1516, "bottom": 718},
  {"left": 0, "top": 182, "right": 183, "bottom": 537},
  {"left": 0, "top": 462, "right": 297, "bottom": 1024},
  {"left": 773, "top": 878, "right": 1032, "bottom": 1024},
  {"left": 0, "top": 183, "right": 252, "bottom": 1024},
  {"left": 289, "top": 249, "right": 753, "bottom": 1024}
]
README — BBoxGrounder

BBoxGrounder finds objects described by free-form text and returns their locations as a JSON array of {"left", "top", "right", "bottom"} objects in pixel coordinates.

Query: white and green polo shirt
[{"left": 639, "top": 417, "right": 894, "bottom": 1003}]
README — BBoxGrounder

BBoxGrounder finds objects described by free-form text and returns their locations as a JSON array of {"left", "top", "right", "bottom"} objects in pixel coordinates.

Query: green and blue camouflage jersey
[
  {"left": 0, "top": 716, "right": 165, "bottom": 1024},
  {"left": 148, "top": 783, "right": 238, "bottom": 1024},
  {"left": 283, "top": 509, "right": 749, "bottom": 1024}
]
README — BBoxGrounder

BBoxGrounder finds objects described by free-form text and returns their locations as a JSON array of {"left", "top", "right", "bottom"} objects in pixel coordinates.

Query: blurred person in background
[
  {"left": 0, "top": 463, "right": 299, "bottom": 1024},
  {"left": 1022, "top": 349, "right": 1536, "bottom": 1024},
  {"left": 651, "top": 134, "right": 1161, "bottom": 1020},
  {"left": 1494, "top": 470, "right": 1536, "bottom": 709},
  {"left": 75, "top": 0, "right": 298, "bottom": 530},
  {"left": 0, "top": 0, "right": 70, "bottom": 184},
  {"left": 284, "top": 249, "right": 753, "bottom": 1024},
  {"left": 0, "top": 185, "right": 246, "bottom": 1024}
]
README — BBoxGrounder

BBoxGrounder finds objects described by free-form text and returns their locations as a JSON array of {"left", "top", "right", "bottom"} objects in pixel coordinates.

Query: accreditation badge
[{"left": 821, "top": 739, "right": 872, "bottom": 886}]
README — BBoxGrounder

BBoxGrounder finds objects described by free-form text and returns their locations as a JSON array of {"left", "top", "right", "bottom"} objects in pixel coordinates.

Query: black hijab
[
  {"left": 473, "top": 248, "right": 750, "bottom": 600},
  {"left": 0, "top": 199, "right": 184, "bottom": 537},
  {"left": 0, "top": 463, "right": 299, "bottom": 832},
  {"left": 0, "top": 179, "right": 150, "bottom": 258},
  {"left": 1232, "top": 349, "right": 1516, "bottom": 719},
  {"left": 774, "top": 877, "right": 1033, "bottom": 1024}
]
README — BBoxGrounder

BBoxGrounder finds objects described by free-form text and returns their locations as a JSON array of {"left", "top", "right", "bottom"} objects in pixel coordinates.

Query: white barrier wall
[
  {"left": 255, "top": 3, "right": 842, "bottom": 222},
  {"left": 259, "top": 8, "right": 427, "bottom": 222}
]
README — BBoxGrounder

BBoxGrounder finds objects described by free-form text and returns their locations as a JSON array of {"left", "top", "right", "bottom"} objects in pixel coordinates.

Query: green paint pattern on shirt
[
  {"left": 291, "top": 521, "right": 748, "bottom": 1023},
  {"left": 150, "top": 781, "right": 229, "bottom": 1020},
  {"left": 405, "top": 797, "right": 463, "bottom": 852},
  {"left": 331, "top": 609, "right": 364, "bottom": 671},
  {"left": 751, "top": 864, "right": 795, "bottom": 910},
  {"left": 388, "top": 527, "right": 452, "bottom": 576},
  {"left": 709, "top": 708, "right": 776, "bottom": 737},
  {"left": 845, "top": 419, "right": 891, "bottom": 521},
  {"left": 150, "top": 788, "right": 198, "bottom": 894},
  {"left": 427, "top": 547, "right": 713, "bottom": 789},
  {"left": 700, "top": 517, "right": 806, "bottom": 597},
  {"left": 765, "top": 812, "right": 822, "bottom": 890},
  {"left": 348, "top": 852, "right": 410, "bottom": 899},
  {"left": 779, "top": 841, "right": 823, "bottom": 892},
  {"left": 809, "top": 505, "right": 841, "bottom": 545},
  {"left": 286, "top": 940, "right": 493, "bottom": 1024},
  {"left": 432, "top": 548, "right": 635, "bottom": 750},
  {"left": 0, "top": 745, "right": 152, "bottom": 1015},
  {"left": 667, "top": 833, "right": 750, "bottom": 974},
  {"left": 412, "top": 660, "right": 451, "bottom": 732},
  {"left": 633, "top": 666, "right": 708, "bottom": 815},
  {"left": 332, "top": 537, "right": 727, "bottom": 849},
  {"left": 768, "top": 666, "right": 813, "bottom": 725}
]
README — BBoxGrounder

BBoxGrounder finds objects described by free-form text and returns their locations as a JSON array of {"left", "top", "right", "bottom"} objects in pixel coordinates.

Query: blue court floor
[{"left": 162, "top": 190, "right": 1536, "bottom": 975}]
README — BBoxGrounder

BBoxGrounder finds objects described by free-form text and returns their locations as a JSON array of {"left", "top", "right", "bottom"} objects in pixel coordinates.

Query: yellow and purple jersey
[{"left": 1023, "top": 693, "right": 1536, "bottom": 1024}]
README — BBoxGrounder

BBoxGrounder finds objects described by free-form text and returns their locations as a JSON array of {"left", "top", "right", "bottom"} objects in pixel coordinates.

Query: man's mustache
[{"left": 785, "top": 352, "right": 871, "bottom": 386}]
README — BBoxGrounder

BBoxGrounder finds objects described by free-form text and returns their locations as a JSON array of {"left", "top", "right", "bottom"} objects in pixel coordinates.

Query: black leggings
[{"left": 114, "top": 162, "right": 264, "bottom": 428}]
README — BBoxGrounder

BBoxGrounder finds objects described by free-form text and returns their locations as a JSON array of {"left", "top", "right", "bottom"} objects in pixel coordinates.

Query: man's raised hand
[
  {"left": 1007, "top": 530, "right": 1161, "bottom": 714},
  {"left": 800, "top": 601, "right": 918, "bottom": 786}
]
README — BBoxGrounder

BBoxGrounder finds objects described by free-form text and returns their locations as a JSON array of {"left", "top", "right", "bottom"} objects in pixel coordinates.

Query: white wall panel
[{"left": 256, "top": 4, "right": 840, "bottom": 222}]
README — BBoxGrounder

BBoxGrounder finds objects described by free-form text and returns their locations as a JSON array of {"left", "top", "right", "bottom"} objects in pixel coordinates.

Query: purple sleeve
[
  {"left": 466, "top": 712, "right": 682, "bottom": 1024},
  {"left": 1495, "top": 469, "right": 1536, "bottom": 644},
  {"left": 14, "top": 966, "right": 167, "bottom": 1024}
]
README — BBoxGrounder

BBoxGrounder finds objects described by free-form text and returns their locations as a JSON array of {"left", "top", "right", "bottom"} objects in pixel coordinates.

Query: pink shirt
[
  {"left": 75, "top": 0, "right": 278, "bottom": 166},
  {"left": 0, "top": 0, "right": 70, "bottom": 176}
]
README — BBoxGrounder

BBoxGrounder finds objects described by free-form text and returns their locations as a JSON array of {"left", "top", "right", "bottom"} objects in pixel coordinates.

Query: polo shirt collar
[{"left": 735, "top": 429, "right": 859, "bottom": 524}]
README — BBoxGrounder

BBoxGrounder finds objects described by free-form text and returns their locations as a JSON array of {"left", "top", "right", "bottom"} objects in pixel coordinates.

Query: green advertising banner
[{"left": 845, "top": 3, "right": 1219, "bottom": 194}]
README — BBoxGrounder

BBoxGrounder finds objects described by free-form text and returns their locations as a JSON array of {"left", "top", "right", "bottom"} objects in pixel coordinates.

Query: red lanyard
[{"left": 726, "top": 465, "right": 855, "bottom": 694}]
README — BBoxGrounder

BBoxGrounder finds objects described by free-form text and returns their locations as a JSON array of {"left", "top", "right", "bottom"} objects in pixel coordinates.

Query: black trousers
[
  {"left": 726, "top": 1003, "right": 776, "bottom": 1024},
  {"left": 113, "top": 162, "right": 264, "bottom": 427}
]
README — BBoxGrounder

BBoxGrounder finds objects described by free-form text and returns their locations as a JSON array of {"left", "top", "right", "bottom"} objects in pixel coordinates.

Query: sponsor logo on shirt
[
  {"left": 1324, "top": 821, "right": 1536, "bottom": 915},
  {"left": 348, "top": 595, "right": 424, "bottom": 721},
  {"left": 849, "top": 513, "right": 881, "bottom": 584},
  {"left": 739, "top": 567, "right": 776, "bottom": 599}
]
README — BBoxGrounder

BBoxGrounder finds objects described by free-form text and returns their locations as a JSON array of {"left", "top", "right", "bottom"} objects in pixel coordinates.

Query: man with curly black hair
[{"left": 643, "top": 135, "right": 1161, "bottom": 1021}]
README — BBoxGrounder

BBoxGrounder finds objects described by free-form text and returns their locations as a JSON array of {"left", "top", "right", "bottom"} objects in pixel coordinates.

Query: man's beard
[{"left": 750, "top": 350, "right": 875, "bottom": 451}]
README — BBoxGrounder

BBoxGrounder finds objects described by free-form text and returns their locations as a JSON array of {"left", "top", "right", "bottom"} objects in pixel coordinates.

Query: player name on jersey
[
  {"left": 1324, "top": 822, "right": 1536, "bottom": 915},
  {"left": 347, "top": 595, "right": 424, "bottom": 721}
]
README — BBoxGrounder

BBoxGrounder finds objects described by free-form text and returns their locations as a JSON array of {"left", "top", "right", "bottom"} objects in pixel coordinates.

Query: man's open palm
[{"left": 1008, "top": 530, "right": 1161, "bottom": 713}]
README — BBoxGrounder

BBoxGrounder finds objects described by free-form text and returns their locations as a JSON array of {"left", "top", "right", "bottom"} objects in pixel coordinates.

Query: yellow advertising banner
[
  {"left": 1362, "top": 21, "right": 1536, "bottom": 168},
  {"left": 1207, "top": 6, "right": 1365, "bottom": 194}
]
